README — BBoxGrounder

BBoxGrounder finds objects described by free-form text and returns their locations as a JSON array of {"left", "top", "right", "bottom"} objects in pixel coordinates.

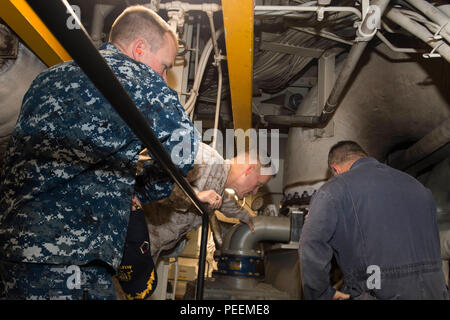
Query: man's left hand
[
  {"left": 332, "top": 290, "right": 350, "bottom": 300},
  {"left": 241, "top": 219, "right": 255, "bottom": 232}
]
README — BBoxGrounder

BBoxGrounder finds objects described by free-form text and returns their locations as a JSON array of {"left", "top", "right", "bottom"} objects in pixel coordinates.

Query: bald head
[{"left": 225, "top": 150, "right": 274, "bottom": 199}]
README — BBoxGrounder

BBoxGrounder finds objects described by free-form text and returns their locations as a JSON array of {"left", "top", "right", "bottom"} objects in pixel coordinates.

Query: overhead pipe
[
  {"left": 185, "top": 29, "right": 224, "bottom": 115},
  {"left": 264, "top": 0, "right": 391, "bottom": 127},
  {"left": 291, "top": 26, "right": 354, "bottom": 46},
  {"left": 147, "top": 1, "right": 223, "bottom": 118},
  {"left": 194, "top": 22, "right": 200, "bottom": 78},
  {"left": 205, "top": 11, "right": 223, "bottom": 150},
  {"left": 375, "top": 31, "right": 424, "bottom": 53},
  {"left": 404, "top": 0, "right": 450, "bottom": 44},
  {"left": 25, "top": 0, "right": 210, "bottom": 300},
  {"left": 254, "top": 5, "right": 362, "bottom": 22},
  {"left": 385, "top": 7, "right": 450, "bottom": 63},
  {"left": 387, "top": 117, "right": 450, "bottom": 171},
  {"left": 159, "top": 1, "right": 221, "bottom": 13}
]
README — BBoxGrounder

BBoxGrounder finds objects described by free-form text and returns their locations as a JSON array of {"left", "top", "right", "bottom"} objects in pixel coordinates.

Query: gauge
[{"left": 251, "top": 196, "right": 264, "bottom": 211}]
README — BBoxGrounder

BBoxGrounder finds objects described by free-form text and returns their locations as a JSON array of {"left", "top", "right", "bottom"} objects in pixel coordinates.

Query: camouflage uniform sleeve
[
  {"left": 163, "top": 183, "right": 200, "bottom": 212},
  {"left": 150, "top": 163, "right": 202, "bottom": 212},
  {"left": 130, "top": 76, "right": 201, "bottom": 204}
]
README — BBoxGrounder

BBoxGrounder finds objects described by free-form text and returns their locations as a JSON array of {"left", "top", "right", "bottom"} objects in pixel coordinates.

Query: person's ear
[
  {"left": 330, "top": 165, "right": 339, "bottom": 175},
  {"left": 244, "top": 164, "right": 255, "bottom": 176},
  {"left": 132, "top": 39, "right": 146, "bottom": 60},
  {"left": 246, "top": 164, "right": 256, "bottom": 175}
]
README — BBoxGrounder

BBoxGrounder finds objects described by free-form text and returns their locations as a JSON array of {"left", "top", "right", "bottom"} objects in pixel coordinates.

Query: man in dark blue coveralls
[{"left": 299, "top": 141, "right": 449, "bottom": 300}]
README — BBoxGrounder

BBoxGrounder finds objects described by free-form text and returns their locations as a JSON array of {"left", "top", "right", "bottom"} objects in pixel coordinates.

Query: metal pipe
[
  {"left": 185, "top": 29, "right": 224, "bottom": 115},
  {"left": 404, "top": 0, "right": 450, "bottom": 44},
  {"left": 398, "top": 9, "right": 442, "bottom": 34},
  {"left": 194, "top": 22, "right": 200, "bottom": 77},
  {"left": 25, "top": 0, "right": 210, "bottom": 299},
  {"left": 159, "top": 1, "right": 221, "bottom": 13},
  {"left": 264, "top": 0, "right": 391, "bottom": 127},
  {"left": 254, "top": 5, "right": 362, "bottom": 21},
  {"left": 385, "top": 7, "right": 450, "bottom": 63},
  {"left": 206, "top": 11, "right": 223, "bottom": 150},
  {"left": 388, "top": 117, "right": 450, "bottom": 171},
  {"left": 222, "top": 216, "right": 291, "bottom": 255},
  {"left": 375, "top": 31, "right": 424, "bottom": 53},
  {"left": 291, "top": 27, "right": 354, "bottom": 46}
]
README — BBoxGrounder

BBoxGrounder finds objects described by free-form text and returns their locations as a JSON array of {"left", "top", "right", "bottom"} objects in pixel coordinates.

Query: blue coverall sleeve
[{"left": 299, "top": 190, "right": 339, "bottom": 300}]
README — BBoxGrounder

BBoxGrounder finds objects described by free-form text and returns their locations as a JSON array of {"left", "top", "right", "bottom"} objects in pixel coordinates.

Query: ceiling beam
[
  {"left": 221, "top": 0, "right": 254, "bottom": 131},
  {"left": 1, "top": 0, "right": 71, "bottom": 66}
]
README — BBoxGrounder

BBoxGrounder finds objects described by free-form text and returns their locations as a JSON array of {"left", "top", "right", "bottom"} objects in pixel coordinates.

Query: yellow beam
[
  {"left": 221, "top": 0, "right": 254, "bottom": 131},
  {"left": 0, "top": 0, "right": 71, "bottom": 66}
]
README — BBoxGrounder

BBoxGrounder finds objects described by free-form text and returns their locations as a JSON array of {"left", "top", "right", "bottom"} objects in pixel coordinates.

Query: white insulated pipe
[
  {"left": 206, "top": 11, "right": 223, "bottom": 151},
  {"left": 386, "top": 7, "right": 450, "bottom": 63},
  {"left": 159, "top": 1, "right": 221, "bottom": 13},
  {"left": 405, "top": 0, "right": 450, "bottom": 44},
  {"left": 254, "top": 5, "right": 362, "bottom": 21},
  {"left": 185, "top": 29, "right": 224, "bottom": 115}
]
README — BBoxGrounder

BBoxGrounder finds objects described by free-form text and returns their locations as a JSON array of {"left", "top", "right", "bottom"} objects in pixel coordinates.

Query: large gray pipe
[
  {"left": 388, "top": 117, "right": 450, "bottom": 171},
  {"left": 222, "top": 216, "right": 291, "bottom": 255}
]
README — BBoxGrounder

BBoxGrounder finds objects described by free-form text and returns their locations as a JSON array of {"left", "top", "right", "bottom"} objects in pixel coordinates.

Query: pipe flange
[
  {"left": 216, "top": 252, "right": 264, "bottom": 278},
  {"left": 221, "top": 249, "right": 261, "bottom": 257}
]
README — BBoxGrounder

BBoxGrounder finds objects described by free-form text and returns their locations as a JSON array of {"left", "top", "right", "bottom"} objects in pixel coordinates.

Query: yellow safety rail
[{"left": 1, "top": 0, "right": 71, "bottom": 66}]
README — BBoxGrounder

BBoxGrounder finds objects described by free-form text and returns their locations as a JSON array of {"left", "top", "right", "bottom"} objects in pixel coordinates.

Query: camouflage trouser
[{"left": 0, "top": 260, "right": 117, "bottom": 300}]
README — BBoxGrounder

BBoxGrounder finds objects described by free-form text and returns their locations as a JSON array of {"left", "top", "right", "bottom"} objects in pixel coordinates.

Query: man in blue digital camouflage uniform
[{"left": 0, "top": 6, "right": 200, "bottom": 299}]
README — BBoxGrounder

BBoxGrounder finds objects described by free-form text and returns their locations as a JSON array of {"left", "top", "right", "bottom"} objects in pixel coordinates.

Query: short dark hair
[
  {"left": 328, "top": 140, "right": 368, "bottom": 167},
  {"left": 109, "top": 5, "right": 177, "bottom": 52}
]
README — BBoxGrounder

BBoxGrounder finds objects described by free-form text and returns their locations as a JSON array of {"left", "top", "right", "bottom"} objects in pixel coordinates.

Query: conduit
[
  {"left": 254, "top": 4, "right": 362, "bottom": 21},
  {"left": 405, "top": 0, "right": 450, "bottom": 44},
  {"left": 149, "top": 1, "right": 223, "bottom": 119},
  {"left": 385, "top": 7, "right": 450, "bottom": 63},
  {"left": 206, "top": 11, "right": 223, "bottom": 150},
  {"left": 184, "top": 29, "right": 224, "bottom": 116}
]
